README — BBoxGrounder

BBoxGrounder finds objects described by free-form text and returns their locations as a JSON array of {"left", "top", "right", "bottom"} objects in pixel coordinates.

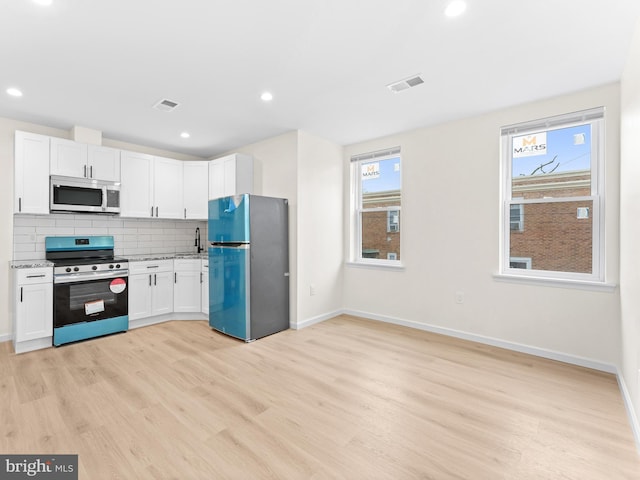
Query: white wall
[
  {"left": 343, "top": 84, "right": 621, "bottom": 368},
  {"left": 620, "top": 17, "right": 640, "bottom": 437},
  {"left": 297, "top": 131, "right": 344, "bottom": 324}
]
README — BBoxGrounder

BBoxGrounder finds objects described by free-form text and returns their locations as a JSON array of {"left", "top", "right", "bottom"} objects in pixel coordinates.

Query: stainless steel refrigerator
[{"left": 208, "top": 194, "right": 289, "bottom": 341}]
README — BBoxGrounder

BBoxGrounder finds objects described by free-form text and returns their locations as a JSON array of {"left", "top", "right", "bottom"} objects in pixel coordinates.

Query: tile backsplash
[{"left": 13, "top": 214, "right": 207, "bottom": 260}]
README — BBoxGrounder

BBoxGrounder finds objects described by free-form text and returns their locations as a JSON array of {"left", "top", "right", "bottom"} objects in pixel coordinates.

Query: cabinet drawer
[
  {"left": 16, "top": 268, "right": 53, "bottom": 285},
  {"left": 174, "top": 259, "right": 201, "bottom": 272},
  {"left": 129, "top": 260, "right": 173, "bottom": 275}
]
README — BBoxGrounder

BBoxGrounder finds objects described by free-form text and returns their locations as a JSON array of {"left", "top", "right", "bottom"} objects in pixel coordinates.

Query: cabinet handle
[
  {"left": 184, "top": 208, "right": 187, "bottom": 219},
  {"left": 149, "top": 274, "right": 152, "bottom": 286},
  {"left": 90, "top": 165, "right": 93, "bottom": 178},
  {"left": 200, "top": 272, "right": 203, "bottom": 284},
  {"left": 150, "top": 206, "right": 154, "bottom": 217},
  {"left": 154, "top": 274, "right": 157, "bottom": 286},
  {"left": 26, "top": 274, "right": 46, "bottom": 278},
  {"left": 83, "top": 165, "right": 87, "bottom": 178},
  {"left": 155, "top": 206, "right": 159, "bottom": 217},
  {"left": 174, "top": 272, "right": 177, "bottom": 284},
  {"left": 146, "top": 265, "right": 159, "bottom": 269},
  {"left": 18, "top": 197, "right": 22, "bottom": 212},
  {"left": 20, "top": 287, "right": 23, "bottom": 303}
]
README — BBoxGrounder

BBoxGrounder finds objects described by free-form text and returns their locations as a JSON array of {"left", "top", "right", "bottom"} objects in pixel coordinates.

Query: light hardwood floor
[{"left": 1, "top": 315, "right": 639, "bottom": 479}]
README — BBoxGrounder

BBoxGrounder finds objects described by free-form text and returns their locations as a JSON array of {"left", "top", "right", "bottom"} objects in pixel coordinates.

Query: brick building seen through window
[{"left": 510, "top": 169, "right": 592, "bottom": 273}]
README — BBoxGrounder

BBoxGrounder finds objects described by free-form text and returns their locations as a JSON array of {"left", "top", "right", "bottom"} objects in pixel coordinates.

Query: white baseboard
[
  {"left": 293, "top": 310, "right": 344, "bottom": 330},
  {"left": 343, "top": 309, "right": 617, "bottom": 373},
  {"left": 0, "top": 333, "right": 13, "bottom": 344},
  {"left": 129, "top": 312, "right": 207, "bottom": 330},
  {"left": 617, "top": 371, "right": 640, "bottom": 453}
]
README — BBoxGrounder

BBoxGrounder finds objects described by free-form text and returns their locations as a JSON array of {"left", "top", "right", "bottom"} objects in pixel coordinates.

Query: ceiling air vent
[
  {"left": 387, "top": 74, "right": 425, "bottom": 93},
  {"left": 153, "top": 98, "right": 180, "bottom": 112}
]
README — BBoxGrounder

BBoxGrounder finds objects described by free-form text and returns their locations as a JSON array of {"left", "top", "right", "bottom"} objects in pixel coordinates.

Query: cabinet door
[
  {"left": 183, "top": 161, "right": 209, "bottom": 219},
  {"left": 154, "top": 157, "right": 183, "bottom": 219},
  {"left": 50, "top": 137, "right": 88, "bottom": 178},
  {"left": 14, "top": 131, "right": 50, "bottom": 214},
  {"left": 16, "top": 283, "right": 53, "bottom": 342},
  {"left": 201, "top": 263, "right": 209, "bottom": 315},
  {"left": 234, "top": 154, "right": 254, "bottom": 195},
  {"left": 223, "top": 157, "right": 236, "bottom": 197},
  {"left": 121, "top": 151, "right": 154, "bottom": 218},
  {"left": 128, "top": 274, "right": 153, "bottom": 320},
  {"left": 152, "top": 271, "right": 174, "bottom": 316},
  {"left": 208, "top": 159, "right": 224, "bottom": 200},
  {"left": 174, "top": 270, "right": 201, "bottom": 313},
  {"left": 88, "top": 145, "right": 121, "bottom": 181}
]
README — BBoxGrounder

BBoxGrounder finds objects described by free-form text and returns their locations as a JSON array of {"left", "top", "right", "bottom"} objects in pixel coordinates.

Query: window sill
[
  {"left": 493, "top": 273, "right": 617, "bottom": 292},
  {"left": 346, "top": 261, "right": 405, "bottom": 271}
]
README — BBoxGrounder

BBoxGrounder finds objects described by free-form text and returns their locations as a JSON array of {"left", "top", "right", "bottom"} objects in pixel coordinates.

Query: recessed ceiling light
[
  {"left": 445, "top": 0, "right": 467, "bottom": 17},
  {"left": 180, "top": 132, "right": 190, "bottom": 139},
  {"left": 261, "top": 92, "right": 273, "bottom": 102},
  {"left": 6, "top": 88, "right": 23, "bottom": 97},
  {"left": 33, "top": 0, "right": 53, "bottom": 6}
]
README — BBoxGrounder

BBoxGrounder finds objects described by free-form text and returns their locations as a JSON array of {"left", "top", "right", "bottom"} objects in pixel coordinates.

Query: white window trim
[
  {"left": 499, "top": 107, "right": 606, "bottom": 285},
  {"left": 350, "top": 147, "right": 403, "bottom": 267}
]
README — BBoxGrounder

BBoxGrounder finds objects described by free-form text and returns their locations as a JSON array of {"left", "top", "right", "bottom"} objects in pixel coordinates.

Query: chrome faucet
[{"left": 195, "top": 227, "right": 203, "bottom": 253}]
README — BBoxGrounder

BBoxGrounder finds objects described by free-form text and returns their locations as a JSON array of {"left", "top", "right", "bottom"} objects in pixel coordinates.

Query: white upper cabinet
[
  {"left": 87, "top": 145, "right": 121, "bottom": 182},
  {"left": 120, "top": 152, "right": 185, "bottom": 219},
  {"left": 208, "top": 153, "right": 253, "bottom": 199},
  {"left": 50, "top": 138, "right": 120, "bottom": 181},
  {"left": 183, "top": 161, "right": 209, "bottom": 219},
  {"left": 154, "top": 157, "right": 184, "bottom": 219},
  {"left": 50, "top": 137, "right": 88, "bottom": 178},
  {"left": 120, "top": 150, "right": 154, "bottom": 218},
  {"left": 14, "top": 131, "right": 50, "bottom": 214}
]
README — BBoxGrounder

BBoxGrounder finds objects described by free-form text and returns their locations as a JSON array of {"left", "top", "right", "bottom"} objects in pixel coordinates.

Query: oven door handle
[{"left": 54, "top": 270, "right": 128, "bottom": 284}]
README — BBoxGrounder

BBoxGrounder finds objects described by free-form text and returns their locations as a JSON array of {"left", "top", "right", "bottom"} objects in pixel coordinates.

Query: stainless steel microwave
[{"left": 50, "top": 176, "right": 121, "bottom": 214}]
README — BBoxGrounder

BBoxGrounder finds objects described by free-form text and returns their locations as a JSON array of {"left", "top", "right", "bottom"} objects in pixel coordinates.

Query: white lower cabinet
[
  {"left": 13, "top": 267, "right": 53, "bottom": 354},
  {"left": 201, "top": 259, "right": 209, "bottom": 315},
  {"left": 174, "top": 259, "right": 201, "bottom": 313},
  {"left": 129, "top": 260, "right": 174, "bottom": 320}
]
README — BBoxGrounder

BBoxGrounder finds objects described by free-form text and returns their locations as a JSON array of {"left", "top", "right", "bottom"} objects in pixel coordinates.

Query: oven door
[{"left": 54, "top": 274, "right": 128, "bottom": 328}]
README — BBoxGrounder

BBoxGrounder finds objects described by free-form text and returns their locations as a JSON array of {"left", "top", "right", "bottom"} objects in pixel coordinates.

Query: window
[
  {"left": 387, "top": 210, "right": 400, "bottom": 232},
  {"left": 351, "top": 147, "right": 401, "bottom": 265},
  {"left": 500, "top": 107, "right": 605, "bottom": 282},
  {"left": 510, "top": 204, "right": 524, "bottom": 232}
]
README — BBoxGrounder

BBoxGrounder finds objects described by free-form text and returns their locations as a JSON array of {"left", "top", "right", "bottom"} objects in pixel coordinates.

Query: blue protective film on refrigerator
[{"left": 208, "top": 194, "right": 250, "bottom": 243}]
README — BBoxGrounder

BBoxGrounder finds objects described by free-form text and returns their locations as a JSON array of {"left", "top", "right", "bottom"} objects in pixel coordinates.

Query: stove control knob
[
  {"left": 115, "top": 264, "right": 121, "bottom": 269},
  {"left": 92, "top": 265, "right": 98, "bottom": 271},
  {"left": 109, "top": 264, "right": 114, "bottom": 269},
  {"left": 65, "top": 267, "right": 72, "bottom": 273},
  {"left": 73, "top": 267, "right": 79, "bottom": 272}
]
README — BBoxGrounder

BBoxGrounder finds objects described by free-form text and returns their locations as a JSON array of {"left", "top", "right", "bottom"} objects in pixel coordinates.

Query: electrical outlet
[
  {"left": 455, "top": 291, "right": 464, "bottom": 304},
  {"left": 310, "top": 284, "right": 316, "bottom": 296}
]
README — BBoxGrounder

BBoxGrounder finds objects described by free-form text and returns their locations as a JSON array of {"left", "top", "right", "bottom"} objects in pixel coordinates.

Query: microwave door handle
[{"left": 102, "top": 185, "right": 108, "bottom": 211}]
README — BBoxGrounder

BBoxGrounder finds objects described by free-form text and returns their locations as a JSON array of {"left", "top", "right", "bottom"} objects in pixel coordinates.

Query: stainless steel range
[{"left": 45, "top": 236, "right": 128, "bottom": 346}]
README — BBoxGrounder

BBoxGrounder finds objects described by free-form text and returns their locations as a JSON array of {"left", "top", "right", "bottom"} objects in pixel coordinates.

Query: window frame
[
  {"left": 500, "top": 107, "right": 605, "bottom": 283},
  {"left": 351, "top": 147, "right": 402, "bottom": 267}
]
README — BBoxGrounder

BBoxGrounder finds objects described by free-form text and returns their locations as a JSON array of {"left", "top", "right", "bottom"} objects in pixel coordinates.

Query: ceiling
[{"left": 2, "top": 0, "right": 639, "bottom": 159}]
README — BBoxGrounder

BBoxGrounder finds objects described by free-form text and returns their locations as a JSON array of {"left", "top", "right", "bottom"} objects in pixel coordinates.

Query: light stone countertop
[
  {"left": 126, "top": 252, "right": 208, "bottom": 262},
  {"left": 9, "top": 260, "right": 55, "bottom": 269}
]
